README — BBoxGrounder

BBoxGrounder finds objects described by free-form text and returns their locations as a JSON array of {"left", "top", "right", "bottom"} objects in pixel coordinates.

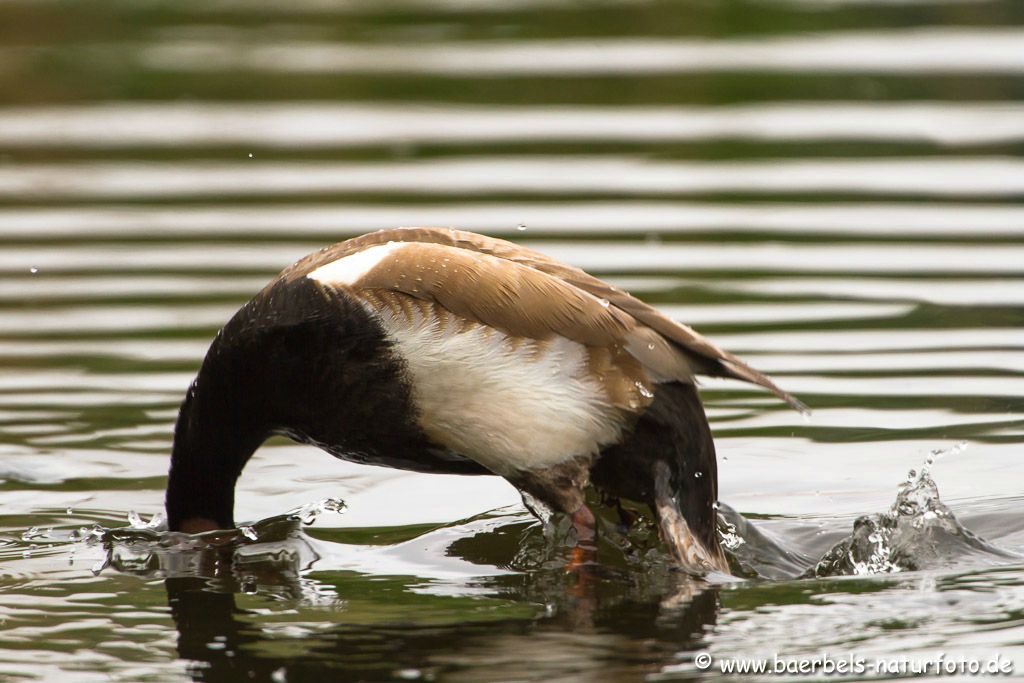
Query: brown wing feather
[
  {"left": 525, "top": 266, "right": 809, "bottom": 413},
  {"left": 353, "top": 241, "right": 635, "bottom": 347},
  {"left": 285, "top": 226, "right": 805, "bottom": 413}
]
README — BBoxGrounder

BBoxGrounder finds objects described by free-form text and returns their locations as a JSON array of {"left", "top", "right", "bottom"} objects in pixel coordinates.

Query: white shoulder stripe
[{"left": 307, "top": 241, "right": 407, "bottom": 286}]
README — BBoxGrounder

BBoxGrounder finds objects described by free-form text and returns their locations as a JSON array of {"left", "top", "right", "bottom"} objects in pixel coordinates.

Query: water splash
[
  {"left": 69, "top": 524, "right": 106, "bottom": 543},
  {"left": 124, "top": 510, "right": 167, "bottom": 531},
  {"left": 635, "top": 381, "right": 654, "bottom": 399},
  {"left": 808, "top": 444, "right": 1013, "bottom": 578},
  {"left": 712, "top": 443, "right": 1016, "bottom": 580},
  {"left": 288, "top": 497, "right": 348, "bottom": 526},
  {"left": 718, "top": 518, "right": 745, "bottom": 552},
  {"left": 715, "top": 503, "right": 813, "bottom": 580}
]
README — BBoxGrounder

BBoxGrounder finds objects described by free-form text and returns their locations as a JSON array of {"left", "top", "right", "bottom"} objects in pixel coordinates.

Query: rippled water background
[{"left": 2, "top": 1, "right": 1023, "bottom": 681}]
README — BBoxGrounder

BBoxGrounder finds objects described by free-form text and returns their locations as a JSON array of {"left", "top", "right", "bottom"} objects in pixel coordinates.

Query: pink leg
[{"left": 565, "top": 504, "right": 598, "bottom": 573}]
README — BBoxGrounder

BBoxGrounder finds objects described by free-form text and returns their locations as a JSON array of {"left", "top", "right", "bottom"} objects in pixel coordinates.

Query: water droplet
[
  {"left": 247, "top": 153, "right": 253, "bottom": 158},
  {"left": 29, "top": 267, "right": 38, "bottom": 274},
  {"left": 147, "top": 511, "right": 166, "bottom": 530},
  {"left": 290, "top": 498, "right": 347, "bottom": 525},
  {"left": 240, "top": 526, "right": 258, "bottom": 541},
  {"left": 597, "top": 298, "right": 610, "bottom": 308},
  {"left": 271, "top": 668, "right": 288, "bottom": 683},
  {"left": 516, "top": 223, "right": 527, "bottom": 232},
  {"left": 718, "top": 519, "right": 745, "bottom": 550},
  {"left": 65, "top": 507, "right": 73, "bottom": 515},
  {"left": 694, "top": 471, "right": 703, "bottom": 479},
  {"left": 322, "top": 498, "right": 347, "bottom": 514},
  {"left": 647, "top": 342, "right": 655, "bottom": 350},
  {"left": 635, "top": 381, "right": 654, "bottom": 399}
]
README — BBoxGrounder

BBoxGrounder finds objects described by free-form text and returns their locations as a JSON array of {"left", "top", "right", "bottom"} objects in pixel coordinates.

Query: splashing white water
[
  {"left": 809, "top": 442, "right": 1012, "bottom": 577},
  {"left": 288, "top": 497, "right": 348, "bottom": 526},
  {"left": 718, "top": 519, "right": 746, "bottom": 552}
]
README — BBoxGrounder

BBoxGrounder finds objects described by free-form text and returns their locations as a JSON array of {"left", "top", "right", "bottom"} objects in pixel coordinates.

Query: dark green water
[{"left": 1, "top": 1, "right": 1024, "bottom": 681}]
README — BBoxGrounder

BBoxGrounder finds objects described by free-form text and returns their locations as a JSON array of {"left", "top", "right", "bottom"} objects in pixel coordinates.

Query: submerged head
[{"left": 165, "top": 378, "right": 264, "bottom": 534}]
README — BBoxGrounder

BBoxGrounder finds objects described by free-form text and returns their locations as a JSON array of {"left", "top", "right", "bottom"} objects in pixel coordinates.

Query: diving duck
[{"left": 165, "top": 227, "right": 803, "bottom": 573}]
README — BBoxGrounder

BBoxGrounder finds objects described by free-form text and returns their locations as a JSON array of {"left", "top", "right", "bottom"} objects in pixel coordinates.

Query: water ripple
[{"left": 133, "top": 30, "right": 1024, "bottom": 75}]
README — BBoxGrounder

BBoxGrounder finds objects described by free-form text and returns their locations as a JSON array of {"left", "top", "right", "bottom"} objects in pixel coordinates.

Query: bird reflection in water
[{"left": 150, "top": 518, "right": 721, "bottom": 682}]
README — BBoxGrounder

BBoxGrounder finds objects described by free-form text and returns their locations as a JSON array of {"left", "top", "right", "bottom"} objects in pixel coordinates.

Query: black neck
[
  {"left": 165, "top": 366, "right": 268, "bottom": 531},
  {"left": 165, "top": 276, "right": 481, "bottom": 532},
  {"left": 164, "top": 278, "right": 420, "bottom": 532}
]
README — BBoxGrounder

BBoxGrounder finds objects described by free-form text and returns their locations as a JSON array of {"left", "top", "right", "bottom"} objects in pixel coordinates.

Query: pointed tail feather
[{"left": 719, "top": 359, "right": 810, "bottom": 415}]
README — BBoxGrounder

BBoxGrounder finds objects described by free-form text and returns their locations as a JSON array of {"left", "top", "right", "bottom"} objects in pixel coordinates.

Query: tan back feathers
[{"left": 291, "top": 227, "right": 805, "bottom": 413}]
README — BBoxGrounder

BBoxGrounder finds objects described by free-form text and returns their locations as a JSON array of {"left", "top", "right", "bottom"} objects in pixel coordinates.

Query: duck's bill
[{"left": 653, "top": 461, "right": 730, "bottom": 575}]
